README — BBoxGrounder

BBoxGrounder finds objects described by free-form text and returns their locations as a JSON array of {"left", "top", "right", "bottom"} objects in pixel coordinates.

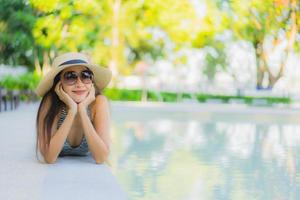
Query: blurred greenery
[
  {"left": 0, "top": 71, "right": 40, "bottom": 90},
  {"left": 102, "top": 88, "right": 291, "bottom": 106},
  {"left": 1, "top": 71, "right": 289, "bottom": 104},
  {"left": 0, "top": 70, "right": 292, "bottom": 105},
  {"left": 0, "top": 0, "right": 37, "bottom": 68}
]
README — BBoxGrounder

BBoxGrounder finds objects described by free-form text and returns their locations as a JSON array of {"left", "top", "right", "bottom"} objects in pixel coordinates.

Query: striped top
[{"left": 57, "top": 105, "right": 91, "bottom": 157}]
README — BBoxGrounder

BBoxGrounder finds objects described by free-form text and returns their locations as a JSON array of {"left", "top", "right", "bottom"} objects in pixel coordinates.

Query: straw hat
[{"left": 35, "top": 52, "right": 112, "bottom": 97}]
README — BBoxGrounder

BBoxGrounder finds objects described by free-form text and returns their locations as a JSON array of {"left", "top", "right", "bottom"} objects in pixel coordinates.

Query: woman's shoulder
[
  {"left": 90, "top": 94, "right": 110, "bottom": 118},
  {"left": 92, "top": 94, "right": 109, "bottom": 106},
  {"left": 96, "top": 94, "right": 109, "bottom": 103}
]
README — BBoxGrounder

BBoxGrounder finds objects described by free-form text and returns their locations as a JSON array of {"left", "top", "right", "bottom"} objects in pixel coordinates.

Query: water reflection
[{"left": 110, "top": 117, "right": 300, "bottom": 200}]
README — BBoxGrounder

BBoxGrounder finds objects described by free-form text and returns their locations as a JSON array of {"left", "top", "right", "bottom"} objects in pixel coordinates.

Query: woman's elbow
[
  {"left": 44, "top": 155, "right": 57, "bottom": 164},
  {"left": 95, "top": 149, "right": 109, "bottom": 164},
  {"left": 95, "top": 159, "right": 104, "bottom": 164},
  {"left": 45, "top": 159, "right": 57, "bottom": 164}
]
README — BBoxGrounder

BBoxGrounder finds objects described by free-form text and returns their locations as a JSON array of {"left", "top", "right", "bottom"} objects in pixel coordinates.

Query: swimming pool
[{"left": 110, "top": 102, "right": 300, "bottom": 200}]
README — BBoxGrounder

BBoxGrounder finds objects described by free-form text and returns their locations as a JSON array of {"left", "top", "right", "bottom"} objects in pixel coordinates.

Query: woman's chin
[
  {"left": 75, "top": 99, "right": 84, "bottom": 104},
  {"left": 71, "top": 97, "right": 84, "bottom": 104},
  {"left": 71, "top": 93, "right": 88, "bottom": 104}
]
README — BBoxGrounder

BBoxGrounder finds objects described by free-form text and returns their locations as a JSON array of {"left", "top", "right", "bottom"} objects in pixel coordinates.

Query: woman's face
[{"left": 60, "top": 65, "right": 93, "bottom": 103}]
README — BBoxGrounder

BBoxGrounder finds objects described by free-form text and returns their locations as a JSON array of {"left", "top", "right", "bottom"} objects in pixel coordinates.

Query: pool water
[{"left": 110, "top": 110, "right": 300, "bottom": 200}]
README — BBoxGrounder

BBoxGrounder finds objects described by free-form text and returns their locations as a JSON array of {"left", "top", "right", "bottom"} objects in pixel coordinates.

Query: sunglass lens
[
  {"left": 63, "top": 71, "right": 78, "bottom": 85},
  {"left": 81, "top": 71, "right": 93, "bottom": 83}
]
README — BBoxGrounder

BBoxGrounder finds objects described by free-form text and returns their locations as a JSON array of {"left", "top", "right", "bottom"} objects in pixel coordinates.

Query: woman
[{"left": 35, "top": 52, "right": 112, "bottom": 164}]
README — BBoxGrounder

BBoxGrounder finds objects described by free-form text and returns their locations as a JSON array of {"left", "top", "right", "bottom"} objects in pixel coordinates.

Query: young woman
[{"left": 35, "top": 52, "right": 112, "bottom": 164}]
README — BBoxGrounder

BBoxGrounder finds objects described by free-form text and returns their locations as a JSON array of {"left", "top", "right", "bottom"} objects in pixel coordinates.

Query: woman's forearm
[
  {"left": 79, "top": 108, "right": 109, "bottom": 164},
  {"left": 44, "top": 111, "right": 76, "bottom": 164}
]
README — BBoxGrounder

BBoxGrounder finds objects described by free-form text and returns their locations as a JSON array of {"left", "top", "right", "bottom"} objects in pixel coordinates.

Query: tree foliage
[
  {"left": 0, "top": 0, "right": 36, "bottom": 68},
  {"left": 227, "top": 0, "right": 299, "bottom": 88}
]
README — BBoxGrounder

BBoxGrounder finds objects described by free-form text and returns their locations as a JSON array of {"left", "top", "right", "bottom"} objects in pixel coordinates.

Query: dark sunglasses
[{"left": 62, "top": 70, "right": 94, "bottom": 85}]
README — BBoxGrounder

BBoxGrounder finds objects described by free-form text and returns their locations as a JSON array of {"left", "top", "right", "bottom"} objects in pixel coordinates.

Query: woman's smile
[{"left": 72, "top": 90, "right": 87, "bottom": 96}]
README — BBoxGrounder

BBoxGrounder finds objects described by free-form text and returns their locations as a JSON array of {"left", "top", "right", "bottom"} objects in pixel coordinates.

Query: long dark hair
[
  {"left": 35, "top": 72, "right": 63, "bottom": 162},
  {"left": 35, "top": 68, "right": 101, "bottom": 163}
]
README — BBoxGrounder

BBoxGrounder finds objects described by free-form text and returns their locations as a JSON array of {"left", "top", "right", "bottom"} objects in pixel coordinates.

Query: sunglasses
[{"left": 62, "top": 70, "right": 94, "bottom": 85}]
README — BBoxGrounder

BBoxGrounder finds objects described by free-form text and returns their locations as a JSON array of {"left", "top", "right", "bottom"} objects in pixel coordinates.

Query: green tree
[
  {"left": 228, "top": 0, "right": 299, "bottom": 89},
  {"left": 0, "top": 0, "right": 36, "bottom": 69},
  {"left": 30, "top": 0, "right": 198, "bottom": 86},
  {"left": 30, "top": 0, "right": 108, "bottom": 75},
  {"left": 191, "top": 0, "right": 229, "bottom": 81}
]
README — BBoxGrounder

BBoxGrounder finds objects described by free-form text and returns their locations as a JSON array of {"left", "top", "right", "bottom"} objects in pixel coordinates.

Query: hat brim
[{"left": 35, "top": 63, "right": 112, "bottom": 97}]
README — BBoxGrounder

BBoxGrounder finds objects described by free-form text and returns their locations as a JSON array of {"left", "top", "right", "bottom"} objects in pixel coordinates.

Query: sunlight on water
[{"left": 110, "top": 113, "right": 300, "bottom": 200}]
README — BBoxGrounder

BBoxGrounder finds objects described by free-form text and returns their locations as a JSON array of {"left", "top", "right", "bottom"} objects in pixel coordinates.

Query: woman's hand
[
  {"left": 78, "top": 85, "right": 95, "bottom": 112},
  {"left": 55, "top": 82, "right": 77, "bottom": 114}
]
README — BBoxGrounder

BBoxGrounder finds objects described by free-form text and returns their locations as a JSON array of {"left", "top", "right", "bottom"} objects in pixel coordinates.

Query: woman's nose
[{"left": 75, "top": 77, "right": 85, "bottom": 87}]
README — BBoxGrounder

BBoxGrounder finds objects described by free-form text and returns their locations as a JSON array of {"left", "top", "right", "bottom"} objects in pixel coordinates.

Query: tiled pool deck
[{"left": 0, "top": 102, "right": 127, "bottom": 200}]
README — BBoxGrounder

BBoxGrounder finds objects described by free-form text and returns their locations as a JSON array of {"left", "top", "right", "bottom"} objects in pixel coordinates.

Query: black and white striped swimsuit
[{"left": 57, "top": 106, "right": 91, "bottom": 157}]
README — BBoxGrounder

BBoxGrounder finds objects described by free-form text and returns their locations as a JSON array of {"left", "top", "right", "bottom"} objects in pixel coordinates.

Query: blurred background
[
  {"left": 1, "top": 1, "right": 300, "bottom": 200},
  {"left": 1, "top": 0, "right": 300, "bottom": 105}
]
